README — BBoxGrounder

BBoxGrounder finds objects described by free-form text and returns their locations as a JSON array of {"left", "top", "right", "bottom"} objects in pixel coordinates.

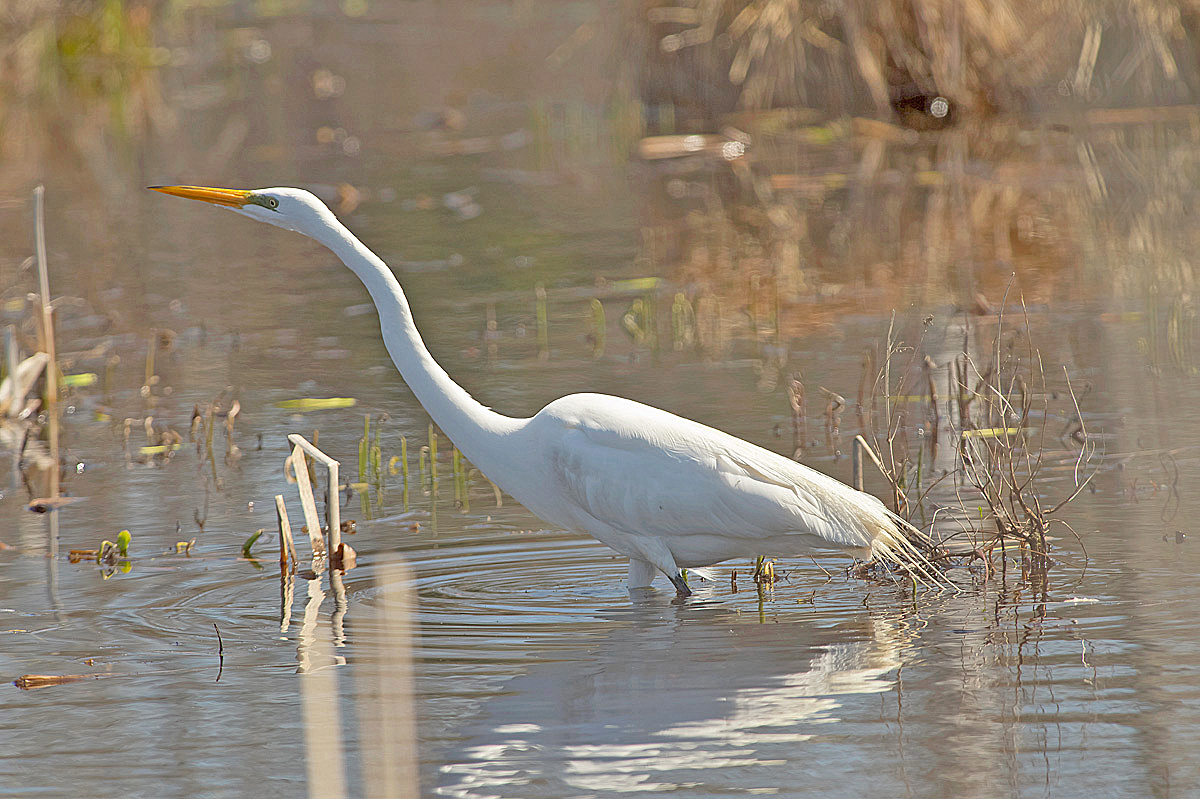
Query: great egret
[{"left": 152, "top": 185, "right": 937, "bottom": 595}]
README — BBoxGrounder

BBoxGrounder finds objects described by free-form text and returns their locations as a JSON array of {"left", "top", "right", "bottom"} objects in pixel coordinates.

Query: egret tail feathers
[{"left": 871, "top": 511, "right": 952, "bottom": 591}]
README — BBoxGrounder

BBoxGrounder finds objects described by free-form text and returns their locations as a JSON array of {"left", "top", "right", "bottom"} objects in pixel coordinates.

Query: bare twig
[{"left": 214, "top": 623, "right": 224, "bottom": 683}]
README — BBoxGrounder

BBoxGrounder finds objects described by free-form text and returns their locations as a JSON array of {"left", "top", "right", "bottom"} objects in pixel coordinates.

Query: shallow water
[{"left": 4, "top": 3, "right": 1200, "bottom": 797}]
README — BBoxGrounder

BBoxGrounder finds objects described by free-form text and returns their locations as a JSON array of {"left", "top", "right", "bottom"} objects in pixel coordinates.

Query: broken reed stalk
[
  {"left": 290, "top": 445, "right": 327, "bottom": 562},
  {"left": 33, "top": 186, "right": 58, "bottom": 499},
  {"left": 851, "top": 434, "right": 888, "bottom": 493},
  {"left": 288, "top": 433, "right": 342, "bottom": 562},
  {"left": 852, "top": 436, "right": 863, "bottom": 492},
  {"left": 821, "top": 388, "right": 843, "bottom": 454},
  {"left": 787, "top": 375, "right": 805, "bottom": 456},
  {"left": 858, "top": 349, "right": 874, "bottom": 435},
  {"left": 276, "top": 493, "right": 298, "bottom": 572},
  {"left": 923, "top": 355, "right": 939, "bottom": 447}
]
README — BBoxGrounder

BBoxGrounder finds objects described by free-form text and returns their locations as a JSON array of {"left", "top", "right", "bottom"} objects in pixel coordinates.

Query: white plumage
[{"left": 153, "top": 185, "right": 932, "bottom": 595}]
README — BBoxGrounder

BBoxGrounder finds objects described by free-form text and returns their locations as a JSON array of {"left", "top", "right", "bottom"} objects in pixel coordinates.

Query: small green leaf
[
  {"left": 961, "top": 427, "right": 1029, "bottom": 439},
  {"left": 60, "top": 372, "right": 98, "bottom": 388},
  {"left": 139, "top": 443, "right": 181, "bottom": 455},
  {"left": 607, "top": 277, "right": 663, "bottom": 293},
  {"left": 116, "top": 530, "right": 131, "bottom": 556}
]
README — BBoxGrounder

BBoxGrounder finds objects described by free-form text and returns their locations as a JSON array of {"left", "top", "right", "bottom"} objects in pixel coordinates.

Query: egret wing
[{"left": 544, "top": 397, "right": 881, "bottom": 550}]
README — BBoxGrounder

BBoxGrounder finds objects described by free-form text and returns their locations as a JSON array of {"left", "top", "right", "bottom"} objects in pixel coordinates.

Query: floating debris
[
  {"left": 27, "top": 497, "right": 82, "bottom": 513},
  {"left": 14, "top": 674, "right": 102, "bottom": 690},
  {"left": 139, "top": 443, "right": 182, "bottom": 456},
  {"left": 276, "top": 398, "right": 356, "bottom": 411}
]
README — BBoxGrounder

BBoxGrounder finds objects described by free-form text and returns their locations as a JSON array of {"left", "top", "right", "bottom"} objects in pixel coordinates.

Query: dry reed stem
[
  {"left": 290, "top": 445, "right": 326, "bottom": 563},
  {"left": 33, "top": 185, "right": 58, "bottom": 500}
]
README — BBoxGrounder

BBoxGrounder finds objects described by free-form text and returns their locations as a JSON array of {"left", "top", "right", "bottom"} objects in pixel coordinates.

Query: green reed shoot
[
  {"left": 400, "top": 435, "right": 409, "bottom": 510},
  {"left": 360, "top": 481, "right": 371, "bottom": 520},
  {"left": 205, "top": 404, "right": 220, "bottom": 489},
  {"left": 589, "top": 298, "right": 605, "bottom": 358},
  {"left": 371, "top": 419, "right": 382, "bottom": 501},
  {"left": 460, "top": 465, "right": 470, "bottom": 513},
  {"left": 451, "top": 448, "right": 471, "bottom": 512},
  {"left": 358, "top": 414, "right": 370, "bottom": 483},
  {"left": 428, "top": 423, "right": 439, "bottom": 497},
  {"left": 451, "top": 447, "right": 461, "bottom": 504},
  {"left": 144, "top": 331, "right": 156, "bottom": 388},
  {"left": 535, "top": 283, "right": 549, "bottom": 360},
  {"left": 479, "top": 472, "right": 502, "bottom": 507},
  {"left": 671, "top": 292, "right": 694, "bottom": 351},
  {"left": 642, "top": 293, "right": 658, "bottom": 352},
  {"left": 418, "top": 446, "right": 428, "bottom": 496}
]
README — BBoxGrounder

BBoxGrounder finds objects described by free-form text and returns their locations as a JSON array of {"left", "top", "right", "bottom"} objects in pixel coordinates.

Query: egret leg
[
  {"left": 668, "top": 572, "right": 692, "bottom": 597},
  {"left": 627, "top": 558, "right": 656, "bottom": 589}
]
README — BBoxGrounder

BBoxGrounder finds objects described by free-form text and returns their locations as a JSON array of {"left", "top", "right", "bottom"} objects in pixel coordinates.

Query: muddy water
[{"left": 4, "top": 3, "right": 1200, "bottom": 798}]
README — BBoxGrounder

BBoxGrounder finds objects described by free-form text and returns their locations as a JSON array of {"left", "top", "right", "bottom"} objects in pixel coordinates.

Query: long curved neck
[{"left": 311, "top": 217, "right": 524, "bottom": 466}]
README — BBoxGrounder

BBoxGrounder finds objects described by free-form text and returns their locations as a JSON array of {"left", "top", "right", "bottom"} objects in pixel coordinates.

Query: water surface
[{"left": 3, "top": 3, "right": 1200, "bottom": 797}]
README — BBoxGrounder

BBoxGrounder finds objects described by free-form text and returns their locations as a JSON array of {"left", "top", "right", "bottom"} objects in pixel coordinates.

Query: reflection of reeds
[
  {"left": 636, "top": 0, "right": 1198, "bottom": 123},
  {"left": 357, "top": 562, "right": 419, "bottom": 798}
]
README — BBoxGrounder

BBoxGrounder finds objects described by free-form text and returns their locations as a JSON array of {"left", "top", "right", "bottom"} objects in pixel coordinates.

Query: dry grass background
[{"left": 635, "top": 0, "right": 1200, "bottom": 121}]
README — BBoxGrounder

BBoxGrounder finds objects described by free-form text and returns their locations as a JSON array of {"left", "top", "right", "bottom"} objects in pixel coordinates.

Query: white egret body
[{"left": 152, "top": 186, "right": 931, "bottom": 595}]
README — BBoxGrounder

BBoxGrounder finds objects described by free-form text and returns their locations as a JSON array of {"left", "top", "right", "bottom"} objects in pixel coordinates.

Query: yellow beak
[{"left": 149, "top": 185, "right": 252, "bottom": 207}]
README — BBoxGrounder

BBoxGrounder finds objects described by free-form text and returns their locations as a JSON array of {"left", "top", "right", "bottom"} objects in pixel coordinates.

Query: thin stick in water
[
  {"left": 33, "top": 186, "right": 59, "bottom": 500},
  {"left": 214, "top": 623, "right": 224, "bottom": 683}
]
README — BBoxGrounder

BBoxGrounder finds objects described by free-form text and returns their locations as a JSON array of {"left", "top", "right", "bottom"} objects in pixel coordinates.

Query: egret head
[{"left": 150, "top": 185, "right": 336, "bottom": 237}]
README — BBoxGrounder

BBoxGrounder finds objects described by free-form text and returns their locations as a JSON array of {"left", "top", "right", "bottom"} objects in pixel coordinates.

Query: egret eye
[{"left": 267, "top": 197, "right": 279, "bottom": 209}]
